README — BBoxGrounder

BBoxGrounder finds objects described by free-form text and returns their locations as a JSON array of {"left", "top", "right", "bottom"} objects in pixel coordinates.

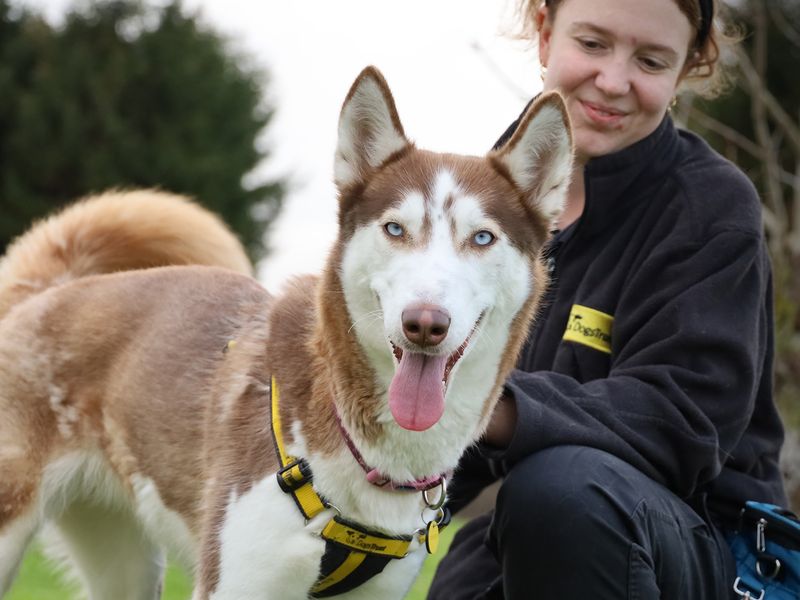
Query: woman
[{"left": 428, "top": 0, "right": 788, "bottom": 598}]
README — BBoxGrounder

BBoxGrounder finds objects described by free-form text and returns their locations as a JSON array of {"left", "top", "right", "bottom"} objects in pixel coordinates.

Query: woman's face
[{"left": 538, "top": 0, "right": 694, "bottom": 162}]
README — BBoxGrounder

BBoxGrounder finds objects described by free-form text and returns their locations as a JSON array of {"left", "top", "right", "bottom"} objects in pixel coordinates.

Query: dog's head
[{"left": 331, "top": 66, "right": 572, "bottom": 435}]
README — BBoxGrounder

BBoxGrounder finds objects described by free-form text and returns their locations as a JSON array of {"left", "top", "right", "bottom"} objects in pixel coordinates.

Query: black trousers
[{"left": 428, "top": 446, "right": 737, "bottom": 599}]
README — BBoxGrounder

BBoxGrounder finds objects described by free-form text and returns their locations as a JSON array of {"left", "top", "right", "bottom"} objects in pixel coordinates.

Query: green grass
[
  {"left": 6, "top": 544, "right": 192, "bottom": 600},
  {"left": 6, "top": 545, "right": 72, "bottom": 600},
  {"left": 405, "top": 519, "right": 459, "bottom": 599},
  {"left": 7, "top": 522, "right": 459, "bottom": 599}
]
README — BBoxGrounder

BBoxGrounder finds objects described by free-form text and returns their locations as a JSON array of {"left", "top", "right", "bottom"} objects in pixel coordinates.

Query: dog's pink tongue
[{"left": 389, "top": 352, "right": 447, "bottom": 431}]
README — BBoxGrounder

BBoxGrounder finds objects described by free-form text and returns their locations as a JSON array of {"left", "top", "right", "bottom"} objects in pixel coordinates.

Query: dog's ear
[
  {"left": 491, "top": 92, "right": 573, "bottom": 224},
  {"left": 334, "top": 66, "right": 410, "bottom": 190}
]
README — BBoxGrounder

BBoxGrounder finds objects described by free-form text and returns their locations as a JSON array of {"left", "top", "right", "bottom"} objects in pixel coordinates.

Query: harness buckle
[
  {"left": 277, "top": 458, "right": 313, "bottom": 493},
  {"left": 733, "top": 577, "right": 765, "bottom": 600}
]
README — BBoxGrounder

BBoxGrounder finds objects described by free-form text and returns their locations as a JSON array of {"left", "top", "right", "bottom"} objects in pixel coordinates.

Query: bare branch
[
  {"left": 791, "top": 156, "right": 800, "bottom": 255},
  {"left": 735, "top": 46, "right": 800, "bottom": 155},
  {"left": 687, "top": 105, "right": 763, "bottom": 157},
  {"left": 685, "top": 105, "right": 800, "bottom": 189},
  {"left": 767, "top": 2, "right": 800, "bottom": 49},
  {"left": 746, "top": 3, "right": 787, "bottom": 231}
]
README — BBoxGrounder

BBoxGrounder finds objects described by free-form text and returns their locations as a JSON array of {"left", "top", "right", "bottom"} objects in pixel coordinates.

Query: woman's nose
[{"left": 594, "top": 58, "right": 631, "bottom": 97}]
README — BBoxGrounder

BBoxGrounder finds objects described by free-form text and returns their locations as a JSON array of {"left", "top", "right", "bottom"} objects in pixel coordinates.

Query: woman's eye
[
  {"left": 639, "top": 56, "right": 669, "bottom": 72},
  {"left": 578, "top": 38, "right": 604, "bottom": 51},
  {"left": 473, "top": 230, "right": 495, "bottom": 247},
  {"left": 384, "top": 222, "right": 404, "bottom": 237}
]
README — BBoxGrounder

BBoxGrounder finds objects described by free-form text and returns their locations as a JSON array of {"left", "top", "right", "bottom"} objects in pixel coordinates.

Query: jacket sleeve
[
  {"left": 444, "top": 445, "right": 502, "bottom": 515},
  {"left": 483, "top": 228, "right": 772, "bottom": 499}
]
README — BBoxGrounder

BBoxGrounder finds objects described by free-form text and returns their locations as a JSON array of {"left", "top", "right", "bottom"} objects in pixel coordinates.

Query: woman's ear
[{"left": 537, "top": 5, "right": 552, "bottom": 68}]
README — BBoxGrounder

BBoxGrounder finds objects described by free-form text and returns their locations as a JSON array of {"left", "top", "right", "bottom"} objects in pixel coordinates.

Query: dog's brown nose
[{"left": 402, "top": 304, "right": 451, "bottom": 347}]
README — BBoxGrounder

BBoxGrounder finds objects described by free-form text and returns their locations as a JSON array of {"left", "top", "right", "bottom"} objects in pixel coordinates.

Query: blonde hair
[{"left": 514, "top": 0, "right": 741, "bottom": 98}]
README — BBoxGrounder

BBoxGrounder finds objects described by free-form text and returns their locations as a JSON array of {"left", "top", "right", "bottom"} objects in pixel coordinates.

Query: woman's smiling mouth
[{"left": 580, "top": 100, "right": 628, "bottom": 126}]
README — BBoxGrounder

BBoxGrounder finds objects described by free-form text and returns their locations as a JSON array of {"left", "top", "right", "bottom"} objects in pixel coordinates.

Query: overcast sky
[{"left": 20, "top": 0, "right": 542, "bottom": 289}]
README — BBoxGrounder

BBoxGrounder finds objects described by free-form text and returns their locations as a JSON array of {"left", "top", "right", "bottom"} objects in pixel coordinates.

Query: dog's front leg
[{"left": 195, "top": 475, "right": 327, "bottom": 600}]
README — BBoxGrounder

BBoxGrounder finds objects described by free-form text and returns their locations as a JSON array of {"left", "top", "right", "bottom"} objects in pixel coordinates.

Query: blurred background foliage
[{"left": 0, "top": 0, "right": 284, "bottom": 261}]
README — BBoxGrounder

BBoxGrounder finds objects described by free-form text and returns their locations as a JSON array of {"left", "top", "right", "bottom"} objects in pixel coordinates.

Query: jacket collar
[{"left": 579, "top": 116, "right": 681, "bottom": 236}]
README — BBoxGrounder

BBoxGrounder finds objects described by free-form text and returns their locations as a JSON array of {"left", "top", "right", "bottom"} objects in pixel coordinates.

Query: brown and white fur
[{"left": 0, "top": 67, "right": 572, "bottom": 599}]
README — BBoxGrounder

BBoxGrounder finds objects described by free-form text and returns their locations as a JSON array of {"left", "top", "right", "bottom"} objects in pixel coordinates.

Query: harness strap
[
  {"left": 311, "top": 516, "right": 414, "bottom": 596},
  {"left": 269, "top": 376, "right": 443, "bottom": 597},
  {"left": 312, "top": 544, "right": 393, "bottom": 597},
  {"left": 270, "top": 376, "right": 326, "bottom": 520},
  {"left": 321, "top": 517, "right": 412, "bottom": 558}
]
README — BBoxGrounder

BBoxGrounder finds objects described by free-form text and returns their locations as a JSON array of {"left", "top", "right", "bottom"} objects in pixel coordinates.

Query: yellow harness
[{"left": 269, "top": 376, "right": 448, "bottom": 597}]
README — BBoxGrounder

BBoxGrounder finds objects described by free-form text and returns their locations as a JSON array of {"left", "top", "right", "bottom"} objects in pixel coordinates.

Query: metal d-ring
[
  {"left": 756, "top": 556, "right": 782, "bottom": 579},
  {"left": 423, "top": 476, "right": 447, "bottom": 511},
  {"left": 420, "top": 506, "right": 446, "bottom": 527}
]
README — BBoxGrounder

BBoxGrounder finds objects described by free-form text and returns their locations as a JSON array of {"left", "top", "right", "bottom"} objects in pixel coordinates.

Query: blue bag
[{"left": 727, "top": 501, "right": 800, "bottom": 599}]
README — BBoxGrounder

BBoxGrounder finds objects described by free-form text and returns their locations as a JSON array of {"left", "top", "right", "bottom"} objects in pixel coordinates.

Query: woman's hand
[{"left": 482, "top": 392, "right": 518, "bottom": 448}]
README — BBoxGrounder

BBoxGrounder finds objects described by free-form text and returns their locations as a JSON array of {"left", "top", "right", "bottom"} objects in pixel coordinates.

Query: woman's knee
[
  {"left": 487, "top": 447, "right": 728, "bottom": 598},
  {"left": 497, "top": 446, "right": 620, "bottom": 514},
  {"left": 491, "top": 446, "right": 645, "bottom": 551}
]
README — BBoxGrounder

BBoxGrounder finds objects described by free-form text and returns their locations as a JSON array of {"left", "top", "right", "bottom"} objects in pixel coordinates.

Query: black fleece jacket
[{"left": 452, "top": 114, "right": 787, "bottom": 517}]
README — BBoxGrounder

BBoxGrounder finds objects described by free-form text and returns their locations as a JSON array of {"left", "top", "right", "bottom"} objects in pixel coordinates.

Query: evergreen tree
[{"left": 0, "top": 0, "right": 283, "bottom": 260}]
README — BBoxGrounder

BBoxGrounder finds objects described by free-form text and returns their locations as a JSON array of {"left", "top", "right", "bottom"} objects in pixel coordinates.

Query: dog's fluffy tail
[{"left": 0, "top": 189, "right": 253, "bottom": 320}]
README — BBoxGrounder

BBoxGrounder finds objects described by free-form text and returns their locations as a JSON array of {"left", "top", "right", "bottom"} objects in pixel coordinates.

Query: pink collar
[{"left": 333, "top": 408, "right": 446, "bottom": 492}]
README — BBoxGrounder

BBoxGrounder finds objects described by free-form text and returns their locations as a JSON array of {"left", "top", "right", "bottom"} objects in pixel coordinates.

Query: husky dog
[{"left": 0, "top": 67, "right": 572, "bottom": 599}]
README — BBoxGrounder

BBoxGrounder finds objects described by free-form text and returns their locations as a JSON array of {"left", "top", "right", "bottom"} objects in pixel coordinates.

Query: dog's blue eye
[
  {"left": 384, "top": 222, "right": 404, "bottom": 237},
  {"left": 473, "top": 230, "right": 495, "bottom": 246}
]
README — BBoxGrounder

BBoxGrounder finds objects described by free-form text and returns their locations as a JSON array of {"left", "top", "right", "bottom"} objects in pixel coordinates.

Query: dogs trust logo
[
  {"left": 563, "top": 304, "right": 614, "bottom": 354},
  {"left": 344, "top": 527, "right": 389, "bottom": 554}
]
